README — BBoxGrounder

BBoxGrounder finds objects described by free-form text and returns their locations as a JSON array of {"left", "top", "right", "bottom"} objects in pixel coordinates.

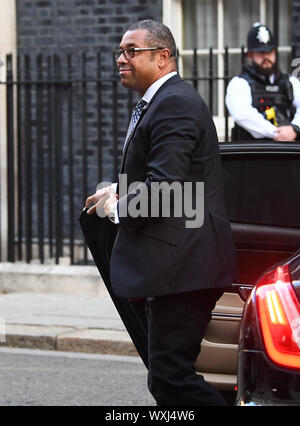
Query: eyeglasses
[{"left": 113, "top": 47, "right": 166, "bottom": 62}]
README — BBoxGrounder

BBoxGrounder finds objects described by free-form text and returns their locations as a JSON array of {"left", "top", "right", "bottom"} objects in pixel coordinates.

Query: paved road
[{"left": 0, "top": 347, "right": 155, "bottom": 406}]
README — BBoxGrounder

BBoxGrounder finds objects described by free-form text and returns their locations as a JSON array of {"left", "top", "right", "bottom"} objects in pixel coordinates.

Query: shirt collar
[{"left": 142, "top": 71, "right": 178, "bottom": 103}]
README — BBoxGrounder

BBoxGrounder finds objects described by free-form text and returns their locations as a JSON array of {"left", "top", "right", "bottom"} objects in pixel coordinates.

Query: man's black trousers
[{"left": 145, "top": 288, "right": 227, "bottom": 406}]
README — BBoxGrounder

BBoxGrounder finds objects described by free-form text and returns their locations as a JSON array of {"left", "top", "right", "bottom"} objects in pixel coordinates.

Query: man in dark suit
[{"left": 86, "top": 20, "right": 236, "bottom": 406}]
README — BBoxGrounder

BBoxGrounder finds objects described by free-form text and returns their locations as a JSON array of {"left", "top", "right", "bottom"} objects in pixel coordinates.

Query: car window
[{"left": 222, "top": 154, "right": 300, "bottom": 228}]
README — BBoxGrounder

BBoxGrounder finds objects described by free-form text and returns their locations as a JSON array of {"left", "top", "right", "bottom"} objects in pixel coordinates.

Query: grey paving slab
[{"left": 0, "top": 293, "right": 125, "bottom": 331}]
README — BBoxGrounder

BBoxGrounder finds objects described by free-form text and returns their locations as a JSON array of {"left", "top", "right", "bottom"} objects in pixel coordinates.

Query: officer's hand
[
  {"left": 85, "top": 186, "right": 113, "bottom": 215},
  {"left": 274, "top": 125, "right": 297, "bottom": 142}
]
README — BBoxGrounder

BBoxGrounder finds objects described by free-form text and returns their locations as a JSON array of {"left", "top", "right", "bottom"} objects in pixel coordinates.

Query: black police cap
[{"left": 247, "top": 23, "right": 277, "bottom": 52}]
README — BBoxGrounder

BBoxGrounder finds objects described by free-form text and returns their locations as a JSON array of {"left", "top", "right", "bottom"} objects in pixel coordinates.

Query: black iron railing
[
  {"left": 0, "top": 47, "right": 293, "bottom": 264},
  {"left": 2, "top": 52, "right": 140, "bottom": 265}
]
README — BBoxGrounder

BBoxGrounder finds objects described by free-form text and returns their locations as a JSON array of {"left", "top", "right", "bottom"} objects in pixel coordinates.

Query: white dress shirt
[
  {"left": 225, "top": 74, "right": 300, "bottom": 139},
  {"left": 113, "top": 71, "right": 178, "bottom": 223},
  {"left": 142, "top": 71, "right": 178, "bottom": 104}
]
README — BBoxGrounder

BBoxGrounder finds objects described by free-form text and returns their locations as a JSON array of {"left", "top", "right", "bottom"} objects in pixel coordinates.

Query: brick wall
[
  {"left": 293, "top": 0, "right": 300, "bottom": 57},
  {"left": 17, "top": 0, "right": 162, "bottom": 74}
]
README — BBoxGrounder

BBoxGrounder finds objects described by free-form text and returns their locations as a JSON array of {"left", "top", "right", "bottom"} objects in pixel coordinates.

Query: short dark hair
[{"left": 127, "top": 20, "right": 177, "bottom": 59}]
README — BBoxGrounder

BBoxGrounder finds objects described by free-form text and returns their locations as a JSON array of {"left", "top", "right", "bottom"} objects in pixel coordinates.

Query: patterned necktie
[{"left": 124, "top": 99, "right": 147, "bottom": 149}]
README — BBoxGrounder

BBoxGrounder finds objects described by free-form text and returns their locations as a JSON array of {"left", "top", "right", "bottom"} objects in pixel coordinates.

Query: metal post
[
  {"left": 17, "top": 55, "right": 23, "bottom": 261},
  {"left": 241, "top": 45, "right": 245, "bottom": 72},
  {"left": 6, "top": 54, "right": 15, "bottom": 262},
  {"left": 68, "top": 54, "right": 74, "bottom": 265},
  {"left": 47, "top": 55, "right": 54, "bottom": 260},
  {"left": 82, "top": 52, "right": 88, "bottom": 264},
  {"left": 273, "top": 0, "right": 279, "bottom": 46},
  {"left": 224, "top": 47, "right": 229, "bottom": 142},
  {"left": 97, "top": 52, "right": 103, "bottom": 184},
  {"left": 192, "top": 48, "right": 198, "bottom": 91},
  {"left": 54, "top": 55, "right": 63, "bottom": 264},
  {"left": 209, "top": 47, "right": 214, "bottom": 114},
  {"left": 112, "top": 52, "right": 119, "bottom": 183},
  {"left": 36, "top": 54, "right": 44, "bottom": 264},
  {"left": 24, "top": 54, "right": 32, "bottom": 263}
]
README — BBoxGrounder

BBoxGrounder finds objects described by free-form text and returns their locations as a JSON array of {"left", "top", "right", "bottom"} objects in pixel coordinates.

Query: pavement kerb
[
  {"left": 2, "top": 324, "right": 138, "bottom": 357},
  {"left": 0, "top": 263, "right": 140, "bottom": 357}
]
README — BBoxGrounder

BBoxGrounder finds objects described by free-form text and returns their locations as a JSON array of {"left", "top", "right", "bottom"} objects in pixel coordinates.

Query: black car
[
  {"left": 80, "top": 141, "right": 300, "bottom": 405},
  {"left": 236, "top": 249, "right": 300, "bottom": 405},
  {"left": 222, "top": 141, "right": 300, "bottom": 405}
]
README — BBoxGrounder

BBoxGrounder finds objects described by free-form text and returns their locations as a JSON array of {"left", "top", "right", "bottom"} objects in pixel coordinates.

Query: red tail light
[{"left": 256, "top": 265, "right": 300, "bottom": 370}]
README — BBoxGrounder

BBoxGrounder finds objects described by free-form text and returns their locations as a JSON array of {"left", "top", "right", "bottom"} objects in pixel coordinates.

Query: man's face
[
  {"left": 248, "top": 49, "right": 277, "bottom": 77},
  {"left": 117, "top": 29, "right": 162, "bottom": 95}
]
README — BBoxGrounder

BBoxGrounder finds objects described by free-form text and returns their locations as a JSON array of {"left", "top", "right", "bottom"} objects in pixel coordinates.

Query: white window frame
[{"left": 163, "top": 0, "right": 291, "bottom": 136}]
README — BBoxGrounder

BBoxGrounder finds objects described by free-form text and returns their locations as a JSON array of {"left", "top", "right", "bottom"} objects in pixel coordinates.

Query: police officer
[{"left": 226, "top": 22, "right": 300, "bottom": 141}]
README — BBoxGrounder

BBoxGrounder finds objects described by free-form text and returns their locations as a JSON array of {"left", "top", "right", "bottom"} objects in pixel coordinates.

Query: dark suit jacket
[{"left": 110, "top": 74, "right": 237, "bottom": 298}]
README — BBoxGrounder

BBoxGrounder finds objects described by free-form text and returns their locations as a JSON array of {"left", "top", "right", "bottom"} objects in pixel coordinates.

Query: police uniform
[{"left": 226, "top": 23, "right": 300, "bottom": 141}]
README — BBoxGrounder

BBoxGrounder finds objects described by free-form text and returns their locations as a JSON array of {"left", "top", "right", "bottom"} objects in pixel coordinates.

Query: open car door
[
  {"left": 80, "top": 142, "right": 300, "bottom": 393},
  {"left": 194, "top": 142, "right": 300, "bottom": 391}
]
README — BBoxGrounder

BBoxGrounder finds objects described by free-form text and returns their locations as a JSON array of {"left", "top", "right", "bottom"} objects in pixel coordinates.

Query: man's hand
[
  {"left": 85, "top": 185, "right": 117, "bottom": 216},
  {"left": 274, "top": 125, "right": 297, "bottom": 141},
  {"left": 103, "top": 191, "right": 118, "bottom": 218}
]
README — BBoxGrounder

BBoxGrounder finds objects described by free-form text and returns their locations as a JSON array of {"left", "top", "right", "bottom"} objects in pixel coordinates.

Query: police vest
[{"left": 231, "top": 66, "right": 295, "bottom": 141}]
